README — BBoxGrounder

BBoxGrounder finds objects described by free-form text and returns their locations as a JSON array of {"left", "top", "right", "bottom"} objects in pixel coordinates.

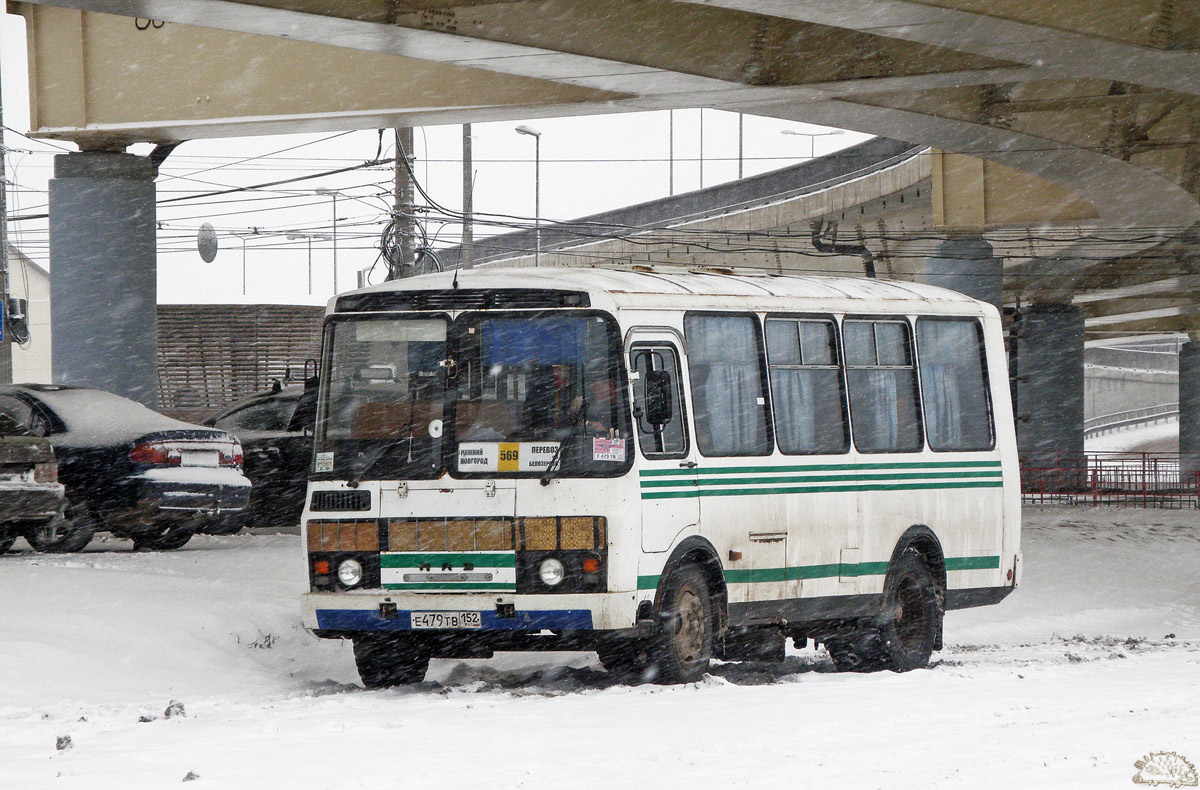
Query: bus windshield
[{"left": 314, "top": 311, "right": 630, "bottom": 480}]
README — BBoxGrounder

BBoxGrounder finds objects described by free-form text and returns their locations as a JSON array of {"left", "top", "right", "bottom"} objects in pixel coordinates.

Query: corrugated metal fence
[{"left": 157, "top": 304, "right": 323, "bottom": 421}]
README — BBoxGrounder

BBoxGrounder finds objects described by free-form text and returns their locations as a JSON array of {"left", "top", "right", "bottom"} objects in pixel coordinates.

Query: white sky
[{"left": 1, "top": 13, "right": 866, "bottom": 305}]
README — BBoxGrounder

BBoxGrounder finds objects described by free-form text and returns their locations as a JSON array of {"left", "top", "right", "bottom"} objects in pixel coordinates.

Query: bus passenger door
[{"left": 628, "top": 338, "right": 699, "bottom": 553}]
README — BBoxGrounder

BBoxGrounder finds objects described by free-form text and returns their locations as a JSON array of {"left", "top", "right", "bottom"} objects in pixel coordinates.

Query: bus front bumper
[{"left": 303, "top": 590, "right": 641, "bottom": 635}]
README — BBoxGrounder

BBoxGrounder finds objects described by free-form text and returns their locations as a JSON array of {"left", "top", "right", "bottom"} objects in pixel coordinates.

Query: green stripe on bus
[
  {"left": 637, "top": 556, "right": 999, "bottom": 590},
  {"left": 639, "top": 460, "right": 1002, "bottom": 478},
  {"left": 381, "top": 583, "right": 516, "bottom": 591},
  {"left": 640, "top": 470, "right": 1002, "bottom": 488},
  {"left": 641, "top": 480, "right": 1005, "bottom": 499},
  {"left": 945, "top": 555, "right": 1001, "bottom": 571},
  {"left": 380, "top": 553, "right": 516, "bottom": 568}
]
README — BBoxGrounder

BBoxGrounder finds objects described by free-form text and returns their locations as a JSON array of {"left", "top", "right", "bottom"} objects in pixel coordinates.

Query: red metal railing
[{"left": 1021, "top": 452, "right": 1200, "bottom": 508}]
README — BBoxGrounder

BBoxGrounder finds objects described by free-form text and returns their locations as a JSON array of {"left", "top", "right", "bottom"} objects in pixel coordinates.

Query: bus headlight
[
  {"left": 337, "top": 558, "right": 364, "bottom": 588},
  {"left": 538, "top": 557, "right": 565, "bottom": 587}
]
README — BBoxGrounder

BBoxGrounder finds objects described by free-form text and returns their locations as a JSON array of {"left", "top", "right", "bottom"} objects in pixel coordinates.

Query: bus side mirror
[{"left": 644, "top": 370, "right": 673, "bottom": 426}]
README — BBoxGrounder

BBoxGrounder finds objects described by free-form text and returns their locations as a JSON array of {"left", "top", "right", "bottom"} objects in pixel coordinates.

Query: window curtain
[
  {"left": 772, "top": 370, "right": 816, "bottom": 453},
  {"left": 687, "top": 315, "right": 767, "bottom": 455}
]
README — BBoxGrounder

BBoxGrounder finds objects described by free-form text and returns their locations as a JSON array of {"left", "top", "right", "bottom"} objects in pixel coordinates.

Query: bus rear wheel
[
  {"left": 353, "top": 635, "right": 430, "bottom": 688},
  {"left": 652, "top": 566, "right": 714, "bottom": 684},
  {"left": 879, "top": 548, "right": 943, "bottom": 672},
  {"left": 826, "top": 548, "right": 943, "bottom": 673}
]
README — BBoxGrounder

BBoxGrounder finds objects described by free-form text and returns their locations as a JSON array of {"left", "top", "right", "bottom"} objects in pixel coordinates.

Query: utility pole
[
  {"left": 393, "top": 127, "right": 416, "bottom": 278},
  {"left": 462, "top": 123, "right": 474, "bottom": 269},
  {"left": 0, "top": 56, "right": 13, "bottom": 383}
]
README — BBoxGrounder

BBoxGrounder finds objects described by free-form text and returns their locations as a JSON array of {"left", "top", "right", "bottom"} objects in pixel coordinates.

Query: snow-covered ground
[{"left": 2, "top": 509, "right": 1198, "bottom": 789}]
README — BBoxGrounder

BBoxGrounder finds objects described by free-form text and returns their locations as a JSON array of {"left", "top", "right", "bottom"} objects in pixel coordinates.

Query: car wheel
[
  {"left": 352, "top": 635, "right": 431, "bottom": 688},
  {"left": 24, "top": 514, "right": 94, "bottom": 553},
  {"left": 651, "top": 566, "right": 714, "bottom": 684},
  {"left": 131, "top": 525, "right": 195, "bottom": 551}
]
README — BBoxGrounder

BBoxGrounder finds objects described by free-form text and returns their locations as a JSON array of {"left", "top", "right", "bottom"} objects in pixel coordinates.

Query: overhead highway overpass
[{"left": 7, "top": 0, "right": 1200, "bottom": 473}]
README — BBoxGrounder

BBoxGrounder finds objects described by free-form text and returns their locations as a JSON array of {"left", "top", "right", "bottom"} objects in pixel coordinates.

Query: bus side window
[
  {"left": 916, "top": 317, "right": 995, "bottom": 451},
  {"left": 631, "top": 346, "right": 688, "bottom": 458},
  {"left": 844, "top": 319, "right": 924, "bottom": 453},
  {"left": 684, "top": 313, "right": 772, "bottom": 457},
  {"left": 765, "top": 318, "right": 849, "bottom": 454}
]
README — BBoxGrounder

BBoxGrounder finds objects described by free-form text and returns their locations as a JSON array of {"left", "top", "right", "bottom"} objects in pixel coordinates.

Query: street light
[
  {"left": 515, "top": 125, "right": 542, "bottom": 267},
  {"left": 314, "top": 188, "right": 339, "bottom": 292},
  {"left": 232, "top": 229, "right": 261, "bottom": 296},
  {"left": 286, "top": 232, "right": 331, "bottom": 294},
  {"left": 781, "top": 128, "right": 846, "bottom": 160}
]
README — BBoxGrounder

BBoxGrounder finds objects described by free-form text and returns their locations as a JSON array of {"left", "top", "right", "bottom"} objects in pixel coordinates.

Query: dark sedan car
[
  {"left": 0, "top": 412, "right": 67, "bottom": 554},
  {"left": 0, "top": 384, "right": 251, "bottom": 551},
  {"left": 206, "top": 378, "right": 316, "bottom": 528}
]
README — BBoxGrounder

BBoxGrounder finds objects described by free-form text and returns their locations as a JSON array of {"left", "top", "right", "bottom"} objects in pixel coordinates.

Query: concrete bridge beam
[
  {"left": 1013, "top": 302, "right": 1085, "bottom": 473},
  {"left": 48, "top": 151, "right": 158, "bottom": 406},
  {"left": 922, "top": 237, "right": 1001, "bottom": 309},
  {"left": 1179, "top": 338, "right": 1200, "bottom": 485}
]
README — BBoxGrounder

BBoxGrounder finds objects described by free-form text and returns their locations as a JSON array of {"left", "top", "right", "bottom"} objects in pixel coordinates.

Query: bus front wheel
[
  {"left": 652, "top": 566, "right": 714, "bottom": 684},
  {"left": 352, "top": 635, "right": 430, "bottom": 688}
]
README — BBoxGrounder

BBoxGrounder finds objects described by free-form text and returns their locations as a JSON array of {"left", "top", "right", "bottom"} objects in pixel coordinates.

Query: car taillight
[
  {"left": 129, "top": 441, "right": 179, "bottom": 465},
  {"left": 33, "top": 462, "right": 57, "bottom": 483},
  {"left": 219, "top": 442, "right": 243, "bottom": 468}
]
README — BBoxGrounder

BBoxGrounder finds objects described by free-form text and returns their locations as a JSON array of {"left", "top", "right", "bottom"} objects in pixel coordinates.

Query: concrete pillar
[
  {"left": 924, "top": 237, "right": 1002, "bottom": 310},
  {"left": 49, "top": 152, "right": 158, "bottom": 406},
  {"left": 1013, "top": 303, "right": 1085, "bottom": 479},
  {"left": 1178, "top": 338, "right": 1200, "bottom": 486}
]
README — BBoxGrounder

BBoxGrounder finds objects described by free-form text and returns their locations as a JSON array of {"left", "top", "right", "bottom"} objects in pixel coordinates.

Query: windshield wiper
[
  {"left": 346, "top": 399, "right": 422, "bottom": 489},
  {"left": 345, "top": 433, "right": 413, "bottom": 489},
  {"left": 539, "top": 399, "right": 589, "bottom": 487}
]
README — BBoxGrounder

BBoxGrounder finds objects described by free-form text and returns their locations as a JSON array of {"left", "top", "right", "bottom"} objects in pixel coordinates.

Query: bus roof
[{"left": 334, "top": 267, "right": 992, "bottom": 315}]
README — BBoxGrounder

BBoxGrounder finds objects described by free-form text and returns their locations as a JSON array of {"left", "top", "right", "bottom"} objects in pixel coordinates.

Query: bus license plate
[{"left": 410, "top": 611, "right": 482, "bottom": 629}]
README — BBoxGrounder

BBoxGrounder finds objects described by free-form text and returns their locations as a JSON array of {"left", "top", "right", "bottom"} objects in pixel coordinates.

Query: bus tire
[
  {"left": 826, "top": 548, "right": 943, "bottom": 673},
  {"left": 352, "top": 634, "right": 430, "bottom": 688},
  {"left": 877, "top": 547, "right": 944, "bottom": 672},
  {"left": 651, "top": 566, "right": 714, "bottom": 684}
]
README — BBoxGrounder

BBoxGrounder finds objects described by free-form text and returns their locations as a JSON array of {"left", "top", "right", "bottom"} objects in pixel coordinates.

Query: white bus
[{"left": 301, "top": 267, "right": 1020, "bottom": 686}]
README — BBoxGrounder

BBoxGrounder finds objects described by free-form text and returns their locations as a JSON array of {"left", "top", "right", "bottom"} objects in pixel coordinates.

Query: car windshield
[
  {"left": 213, "top": 397, "right": 298, "bottom": 432},
  {"left": 313, "top": 311, "right": 629, "bottom": 480}
]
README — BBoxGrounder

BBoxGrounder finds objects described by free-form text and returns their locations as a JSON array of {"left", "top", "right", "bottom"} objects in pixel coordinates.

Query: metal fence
[
  {"left": 1021, "top": 452, "right": 1199, "bottom": 508},
  {"left": 1085, "top": 341, "right": 1182, "bottom": 373},
  {"left": 1084, "top": 402, "right": 1178, "bottom": 438}
]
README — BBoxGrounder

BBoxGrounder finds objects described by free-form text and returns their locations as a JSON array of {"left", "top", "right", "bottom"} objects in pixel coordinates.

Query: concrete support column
[
  {"left": 49, "top": 152, "right": 158, "bottom": 406},
  {"left": 924, "top": 237, "right": 1002, "bottom": 309},
  {"left": 1013, "top": 303, "right": 1085, "bottom": 477},
  {"left": 1178, "top": 338, "right": 1200, "bottom": 486}
]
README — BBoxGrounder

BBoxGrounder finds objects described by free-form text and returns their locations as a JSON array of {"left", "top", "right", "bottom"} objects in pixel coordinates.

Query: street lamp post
[
  {"left": 287, "top": 232, "right": 331, "bottom": 294},
  {"left": 237, "top": 235, "right": 249, "bottom": 296},
  {"left": 515, "top": 125, "right": 542, "bottom": 267},
  {"left": 781, "top": 128, "right": 846, "bottom": 160},
  {"left": 314, "top": 188, "right": 339, "bottom": 292}
]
